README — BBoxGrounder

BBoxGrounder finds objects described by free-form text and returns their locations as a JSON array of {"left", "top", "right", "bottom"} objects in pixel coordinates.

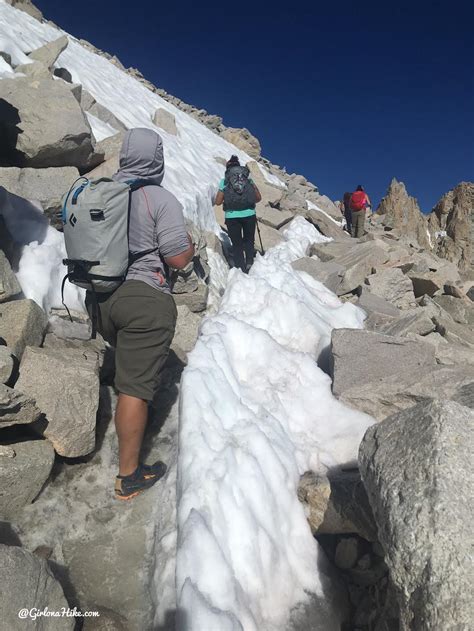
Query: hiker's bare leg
[{"left": 115, "top": 393, "right": 148, "bottom": 476}]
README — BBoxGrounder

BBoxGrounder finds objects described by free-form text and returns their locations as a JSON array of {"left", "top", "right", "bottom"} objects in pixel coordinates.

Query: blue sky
[{"left": 37, "top": 0, "right": 473, "bottom": 210}]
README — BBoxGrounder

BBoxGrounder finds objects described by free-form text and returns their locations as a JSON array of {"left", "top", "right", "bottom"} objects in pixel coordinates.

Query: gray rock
[
  {"left": 297, "top": 470, "right": 376, "bottom": 541},
  {"left": 17, "top": 346, "right": 99, "bottom": 457},
  {"left": 279, "top": 188, "right": 307, "bottom": 213},
  {"left": 5, "top": 0, "right": 43, "bottom": 21},
  {"left": 365, "top": 267, "right": 416, "bottom": 309},
  {"left": 0, "top": 299, "right": 48, "bottom": 359},
  {"left": 408, "top": 271, "right": 443, "bottom": 297},
  {"left": 0, "top": 382, "right": 41, "bottom": 428},
  {"left": 362, "top": 311, "right": 398, "bottom": 333},
  {"left": 47, "top": 312, "right": 91, "bottom": 341},
  {"left": 443, "top": 282, "right": 465, "bottom": 299},
  {"left": 379, "top": 310, "right": 436, "bottom": 337},
  {"left": 340, "top": 364, "right": 474, "bottom": 421},
  {"left": 28, "top": 35, "right": 68, "bottom": 70},
  {"left": 0, "top": 439, "right": 54, "bottom": 519},
  {"left": 83, "top": 131, "right": 124, "bottom": 179},
  {"left": 63, "top": 512, "right": 153, "bottom": 630},
  {"left": 0, "top": 249, "right": 21, "bottom": 302},
  {"left": 467, "top": 286, "right": 474, "bottom": 301},
  {"left": 433, "top": 342, "right": 474, "bottom": 368},
  {"left": 254, "top": 221, "right": 284, "bottom": 251},
  {"left": 80, "top": 88, "right": 96, "bottom": 112},
  {"left": 173, "top": 283, "right": 208, "bottom": 313},
  {"left": 292, "top": 257, "right": 344, "bottom": 293},
  {"left": 0, "top": 166, "right": 80, "bottom": 228},
  {"left": 85, "top": 153, "right": 119, "bottom": 180},
  {"left": 82, "top": 607, "right": 129, "bottom": 631},
  {"left": 305, "top": 206, "right": 349, "bottom": 240},
  {"left": 95, "top": 131, "right": 124, "bottom": 161},
  {"left": 336, "top": 241, "right": 393, "bottom": 295},
  {"left": 42, "top": 333, "right": 113, "bottom": 384},
  {"left": 428, "top": 181, "right": 474, "bottom": 274},
  {"left": 15, "top": 59, "right": 50, "bottom": 79},
  {"left": 220, "top": 126, "right": 261, "bottom": 158},
  {"left": 53, "top": 67, "right": 73, "bottom": 83},
  {"left": 0, "top": 51, "right": 12, "bottom": 66},
  {"left": 0, "top": 76, "right": 94, "bottom": 169},
  {"left": 335, "top": 537, "right": 359, "bottom": 570},
  {"left": 0, "top": 544, "right": 73, "bottom": 630},
  {"left": 257, "top": 205, "right": 294, "bottom": 230},
  {"left": 153, "top": 107, "right": 178, "bottom": 135},
  {"left": 310, "top": 240, "right": 354, "bottom": 262},
  {"left": 359, "top": 400, "right": 474, "bottom": 629},
  {"left": 170, "top": 265, "right": 199, "bottom": 294},
  {"left": 408, "top": 259, "right": 461, "bottom": 298},
  {"left": 433, "top": 311, "right": 474, "bottom": 347},
  {"left": 330, "top": 329, "right": 436, "bottom": 398},
  {"left": 246, "top": 160, "right": 284, "bottom": 207},
  {"left": 67, "top": 82, "right": 83, "bottom": 103},
  {"left": 433, "top": 294, "right": 472, "bottom": 325},
  {"left": 0, "top": 346, "right": 14, "bottom": 384},
  {"left": 305, "top": 192, "right": 342, "bottom": 221},
  {"left": 356, "top": 287, "right": 401, "bottom": 317},
  {"left": 171, "top": 305, "right": 201, "bottom": 362},
  {"left": 88, "top": 101, "right": 127, "bottom": 134},
  {"left": 375, "top": 178, "right": 431, "bottom": 249}
]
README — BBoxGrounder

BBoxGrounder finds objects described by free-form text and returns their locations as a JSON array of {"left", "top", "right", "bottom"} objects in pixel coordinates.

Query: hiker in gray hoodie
[{"left": 88, "top": 128, "right": 194, "bottom": 500}]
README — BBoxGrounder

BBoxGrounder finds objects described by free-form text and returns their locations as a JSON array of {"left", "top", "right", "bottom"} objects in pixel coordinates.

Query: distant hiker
[
  {"left": 215, "top": 155, "right": 262, "bottom": 273},
  {"left": 349, "top": 185, "right": 371, "bottom": 238},
  {"left": 339, "top": 191, "right": 352, "bottom": 233},
  {"left": 63, "top": 128, "right": 194, "bottom": 500}
]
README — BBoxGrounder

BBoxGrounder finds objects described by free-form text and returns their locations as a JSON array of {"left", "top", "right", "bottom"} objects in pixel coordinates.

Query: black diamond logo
[{"left": 69, "top": 214, "right": 77, "bottom": 227}]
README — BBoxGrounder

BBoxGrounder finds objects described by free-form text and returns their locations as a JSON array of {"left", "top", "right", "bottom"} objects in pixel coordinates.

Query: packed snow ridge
[{"left": 177, "top": 218, "right": 373, "bottom": 631}]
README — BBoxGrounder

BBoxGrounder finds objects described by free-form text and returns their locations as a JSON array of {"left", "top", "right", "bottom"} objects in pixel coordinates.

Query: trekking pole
[{"left": 256, "top": 219, "right": 265, "bottom": 255}]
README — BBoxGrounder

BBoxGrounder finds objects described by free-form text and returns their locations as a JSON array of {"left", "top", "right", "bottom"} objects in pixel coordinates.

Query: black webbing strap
[
  {"left": 61, "top": 273, "right": 73, "bottom": 322},
  {"left": 128, "top": 247, "right": 158, "bottom": 265}
]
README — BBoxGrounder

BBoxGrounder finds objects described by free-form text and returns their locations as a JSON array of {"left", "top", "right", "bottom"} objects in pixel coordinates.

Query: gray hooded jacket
[{"left": 114, "top": 128, "right": 189, "bottom": 293}]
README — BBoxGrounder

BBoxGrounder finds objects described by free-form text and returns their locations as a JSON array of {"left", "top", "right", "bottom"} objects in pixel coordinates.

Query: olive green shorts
[{"left": 87, "top": 280, "right": 177, "bottom": 401}]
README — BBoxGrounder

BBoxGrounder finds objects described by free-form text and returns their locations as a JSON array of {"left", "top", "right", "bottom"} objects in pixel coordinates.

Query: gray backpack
[
  {"left": 61, "top": 177, "right": 155, "bottom": 333},
  {"left": 223, "top": 165, "right": 257, "bottom": 211}
]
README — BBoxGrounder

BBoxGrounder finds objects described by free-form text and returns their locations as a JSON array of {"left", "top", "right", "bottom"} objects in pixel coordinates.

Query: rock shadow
[
  {"left": 0, "top": 187, "right": 49, "bottom": 247},
  {"left": 0, "top": 99, "right": 22, "bottom": 166},
  {"left": 141, "top": 349, "right": 185, "bottom": 462},
  {"left": 155, "top": 608, "right": 188, "bottom": 631}
]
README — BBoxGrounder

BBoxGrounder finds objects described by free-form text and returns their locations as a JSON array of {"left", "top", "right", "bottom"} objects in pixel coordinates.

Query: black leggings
[{"left": 225, "top": 215, "right": 257, "bottom": 272}]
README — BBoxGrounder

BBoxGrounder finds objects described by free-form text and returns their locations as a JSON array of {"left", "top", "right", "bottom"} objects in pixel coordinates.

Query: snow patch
[
  {"left": 427, "top": 228, "right": 433, "bottom": 248},
  {"left": 256, "top": 161, "right": 287, "bottom": 189},
  {"left": 307, "top": 199, "right": 343, "bottom": 226},
  {"left": 17, "top": 227, "right": 85, "bottom": 313},
  {"left": 85, "top": 111, "right": 118, "bottom": 142}
]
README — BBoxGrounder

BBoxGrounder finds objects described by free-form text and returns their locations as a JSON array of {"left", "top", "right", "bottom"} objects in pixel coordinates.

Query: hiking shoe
[{"left": 114, "top": 461, "right": 167, "bottom": 500}]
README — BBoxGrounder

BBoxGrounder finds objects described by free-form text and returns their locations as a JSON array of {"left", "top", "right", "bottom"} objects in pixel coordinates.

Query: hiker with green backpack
[
  {"left": 215, "top": 155, "right": 262, "bottom": 273},
  {"left": 62, "top": 128, "right": 194, "bottom": 500}
]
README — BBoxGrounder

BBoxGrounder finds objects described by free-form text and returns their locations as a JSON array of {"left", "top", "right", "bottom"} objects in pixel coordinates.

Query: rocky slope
[
  {"left": 0, "top": 2, "right": 473, "bottom": 630},
  {"left": 374, "top": 177, "right": 473, "bottom": 282}
]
